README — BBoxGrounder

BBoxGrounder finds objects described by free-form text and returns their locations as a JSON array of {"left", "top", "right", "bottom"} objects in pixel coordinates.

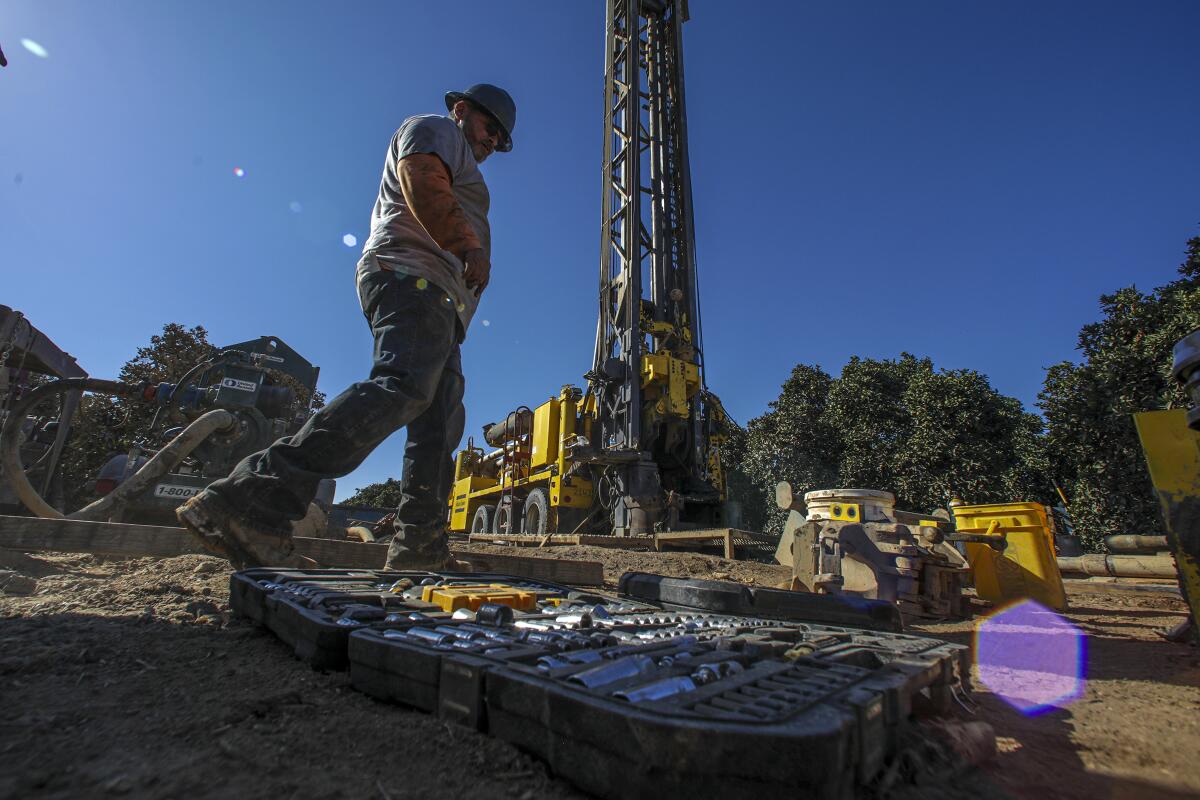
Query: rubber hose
[
  {"left": 69, "top": 408, "right": 236, "bottom": 521},
  {"left": 1, "top": 378, "right": 136, "bottom": 519}
]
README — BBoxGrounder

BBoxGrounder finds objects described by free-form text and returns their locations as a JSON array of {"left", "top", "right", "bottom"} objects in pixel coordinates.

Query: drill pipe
[{"left": 1057, "top": 554, "right": 1177, "bottom": 579}]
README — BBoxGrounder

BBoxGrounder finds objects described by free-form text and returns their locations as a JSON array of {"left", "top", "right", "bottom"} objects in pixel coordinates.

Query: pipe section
[{"left": 1057, "top": 554, "right": 1178, "bottom": 579}]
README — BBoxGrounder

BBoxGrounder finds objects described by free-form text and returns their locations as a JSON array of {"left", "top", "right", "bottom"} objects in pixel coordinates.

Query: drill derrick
[{"left": 590, "top": 0, "right": 721, "bottom": 535}]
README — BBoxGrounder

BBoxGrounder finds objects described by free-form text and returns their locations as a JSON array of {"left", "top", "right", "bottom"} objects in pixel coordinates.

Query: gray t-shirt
[{"left": 358, "top": 114, "right": 490, "bottom": 332}]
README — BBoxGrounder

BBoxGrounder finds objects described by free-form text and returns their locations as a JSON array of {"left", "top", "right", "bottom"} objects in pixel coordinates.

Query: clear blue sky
[{"left": 3, "top": 1, "right": 1198, "bottom": 501}]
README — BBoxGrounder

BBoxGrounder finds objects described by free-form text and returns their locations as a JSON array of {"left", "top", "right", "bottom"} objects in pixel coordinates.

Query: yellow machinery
[
  {"left": 448, "top": 0, "right": 733, "bottom": 538},
  {"left": 952, "top": 501, "right": 1068, "bottom": 612}
]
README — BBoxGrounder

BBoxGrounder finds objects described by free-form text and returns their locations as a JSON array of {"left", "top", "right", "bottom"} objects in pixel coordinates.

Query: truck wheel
[
  {"left": 493, "top": 500, "right": 521, "bottom": 535},
  {"left": 471, "top": 504, "right": 495, "bottom": 534},
  {"left": 523, "top": 488, "right": 550, "bottom": 536}
]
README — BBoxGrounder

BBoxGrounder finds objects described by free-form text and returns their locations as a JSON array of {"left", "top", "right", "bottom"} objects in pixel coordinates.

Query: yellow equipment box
[
  {"left": 953, "top": 502, "right": 1068, "bottom": 612},
  {"left": 419, "top": 584, "right": 539, "bottom": 613}
]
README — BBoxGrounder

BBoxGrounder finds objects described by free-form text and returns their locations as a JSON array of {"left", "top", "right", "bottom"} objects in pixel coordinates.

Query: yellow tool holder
[
  {"left": 419, "top": 583, "right": 540, "bottom": 613},
  {"left": 953, "top": 502, "right": 1068, "bottom": 611}
]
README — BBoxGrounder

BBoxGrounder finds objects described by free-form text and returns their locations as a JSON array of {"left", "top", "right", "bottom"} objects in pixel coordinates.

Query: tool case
[
  {"left": 228, "top": 567, "right": 629, "bottom": 669},
  {"left": 231, "top": 569, "right": 971, "bottom": 797},
  {"left": 348, "top": 606, "right": 965, "bottom": 798}
]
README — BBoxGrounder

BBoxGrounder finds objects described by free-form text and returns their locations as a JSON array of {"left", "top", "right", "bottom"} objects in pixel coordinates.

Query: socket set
[
  {"left": 231, "top": 569, "right": 973, "bottom": 798},
  {"left": 228, "top": 567, "right": 640, "bottom": 669}
]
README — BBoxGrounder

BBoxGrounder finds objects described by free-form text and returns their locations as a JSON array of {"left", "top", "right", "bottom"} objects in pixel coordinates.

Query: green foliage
[
  {"left": 58, "top": 324, "right": 217, "bottom": 511},
  {"left": 343, "top": 478, "right": 404, "bottom": 508},
  {"left": 1038, "top": 237, "right": 1200, "bottom": 550},
  {"left": 742, "top": 355, "right": 1049, "bottom": 533}
]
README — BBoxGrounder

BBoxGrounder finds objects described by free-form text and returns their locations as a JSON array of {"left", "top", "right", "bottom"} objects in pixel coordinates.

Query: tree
[
  {"left": 741, "top": 365, "right": 839, "bottom": 532},
  {"left": 742, "top": 355, "right": 1049, "bottom": 533},
  {"left": 342, "top": 478, "right": 404, "bottom": 508},
  {"left": 1039, "top": 236, "right": 1200, "bottom": 550}
]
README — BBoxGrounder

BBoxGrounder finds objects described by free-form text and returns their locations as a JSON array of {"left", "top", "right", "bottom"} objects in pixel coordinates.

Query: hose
[
  {"left": 0, "top": 377, "right": 235, "bottom": 521},
  {"left": 69, "top": 409, "right": 235, "bottom": 521}
]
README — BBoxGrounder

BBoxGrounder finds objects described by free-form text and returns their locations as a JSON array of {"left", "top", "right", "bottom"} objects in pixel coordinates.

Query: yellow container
[
  {"left": 953, "top": 502, "right": 1068, "bottom": 612},
  {"left": 420, "top": 584, "right": 538, "bottom": 613}
]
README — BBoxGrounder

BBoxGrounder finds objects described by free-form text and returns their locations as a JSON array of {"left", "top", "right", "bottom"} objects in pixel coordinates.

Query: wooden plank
[
  {"left": 465, "top": 532, "right": 656, "bottom": 550},
  {"left": 456, "top": 550, "right": 603, "bottom": 586},
  {"left": 0, "top": 515, "right": 605, "bottom": 585}
]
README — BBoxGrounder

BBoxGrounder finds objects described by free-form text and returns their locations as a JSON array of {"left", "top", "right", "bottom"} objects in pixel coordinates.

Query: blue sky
[{"left": 3, "top": 1, "right": 1198, "bottom": 501}]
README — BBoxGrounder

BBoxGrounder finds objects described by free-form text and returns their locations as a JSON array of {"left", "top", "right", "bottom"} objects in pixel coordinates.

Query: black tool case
[
  {"left": 348, "top": 607, "right": 967, "bottom": 799},
  {"left": 228, "top": 567, "right": 619, "bottom": 670},
  {"left": 231, "top": 569, "right": 972, "bottom": 797}
]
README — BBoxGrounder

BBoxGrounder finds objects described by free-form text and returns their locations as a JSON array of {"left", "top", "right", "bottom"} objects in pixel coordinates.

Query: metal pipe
[
  {"left": 1103, "top": 535, "right": 1170, "bottom": 553},
  {"left": 1057, "top": 554, "right": 1178, "bottom": 579}
]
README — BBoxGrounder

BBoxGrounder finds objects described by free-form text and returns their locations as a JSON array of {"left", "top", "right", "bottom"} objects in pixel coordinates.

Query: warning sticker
[{"left": 221, "top": 377, "right": 258, "bottom": 392}]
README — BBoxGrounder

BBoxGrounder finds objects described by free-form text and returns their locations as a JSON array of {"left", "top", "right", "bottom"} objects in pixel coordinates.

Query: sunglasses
[{"left": 471, "top": 103, "right": 503, "bottom": 141}]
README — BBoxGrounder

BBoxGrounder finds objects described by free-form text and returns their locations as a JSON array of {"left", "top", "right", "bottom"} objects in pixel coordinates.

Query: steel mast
[{"left": 590, "top": 0, "right": 717, "bottom": 535}]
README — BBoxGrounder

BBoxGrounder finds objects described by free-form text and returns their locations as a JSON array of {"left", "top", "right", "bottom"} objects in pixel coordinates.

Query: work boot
[{"left": 177, "top": 490, "right": 305, "bottom": 569}]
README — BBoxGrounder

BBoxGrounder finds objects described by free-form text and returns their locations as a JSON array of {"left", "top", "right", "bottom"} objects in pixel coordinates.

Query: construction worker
[{"left": 177, "top": 84, "right": 516, "bottom": 570}]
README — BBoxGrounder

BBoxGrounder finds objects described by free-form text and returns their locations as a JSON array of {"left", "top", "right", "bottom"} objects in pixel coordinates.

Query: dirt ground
[{"left": 1, "top": 544, "right": 1197, "bottom": 800}]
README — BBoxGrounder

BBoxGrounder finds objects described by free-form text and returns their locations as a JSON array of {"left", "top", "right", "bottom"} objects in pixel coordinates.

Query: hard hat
[{"left": 444, "top": 83, "right": 516, "bottom": 152}]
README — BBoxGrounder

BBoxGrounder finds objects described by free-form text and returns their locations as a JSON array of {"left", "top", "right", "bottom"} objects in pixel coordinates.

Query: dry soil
[{"left": 0, "top": 544, "right": 1197, "bottom": 799}]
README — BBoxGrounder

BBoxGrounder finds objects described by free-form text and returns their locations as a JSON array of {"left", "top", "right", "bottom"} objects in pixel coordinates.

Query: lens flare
[
  {"left": 233, "top": 167, "right": 246, "bottom": 178},
  {"left": 289, "top": 201, "right": 303, "bottom": 213},
  {"left": 415, "top": 278, "right": 429, "bottom": 290},
  {"left": 481, "top": 319, "right": 491, "bottom": 327},
  {"left": 342, "top": 234, "right": 357, "bottom": 247},
  {"left": 974, "top": 599, "right": 1086, "bottom": 716},
  {"left": 21, "top": 39, "right": 49, "bottom": 58}
]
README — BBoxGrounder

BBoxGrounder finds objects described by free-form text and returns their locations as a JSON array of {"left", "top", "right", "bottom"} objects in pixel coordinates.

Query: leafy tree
[
  {"left": 343, "top": 478, "right": 404, "bottom": 508},
  {"left": 742, "top": 355, "right": 1049, "bottom": 533},
  {"left": 741, "top": 365, "right": 839, "bottom": 532},
  {"left": 1039, "top": 236, "right": 1200, "bottom": 550}
]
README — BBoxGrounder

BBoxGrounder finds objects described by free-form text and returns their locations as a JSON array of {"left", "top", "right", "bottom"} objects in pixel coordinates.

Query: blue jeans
[{"left": 207, "top": 267, "right": 466, "bottom": 565}]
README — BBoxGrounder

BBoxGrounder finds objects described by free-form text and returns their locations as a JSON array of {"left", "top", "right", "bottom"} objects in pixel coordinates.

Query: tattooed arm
[{"left": 397, "top": 153, "right": 489, "bottom": 294}]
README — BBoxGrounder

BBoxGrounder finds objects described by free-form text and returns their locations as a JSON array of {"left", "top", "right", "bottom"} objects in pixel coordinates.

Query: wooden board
[
  {"left": 465, "top": 533, "right": 657, "bottom": 549},
  {"left": 0, "top": 515, "right": 605, "bottom": 586},
  {"left": 465, "top": 527, "right": 779, "bottom": 562},
  {"left": 654, "top": 529, "right": 735, "bottom": 559}
]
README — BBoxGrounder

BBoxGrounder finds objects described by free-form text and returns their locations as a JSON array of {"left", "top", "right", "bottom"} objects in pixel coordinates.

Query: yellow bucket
[{"left": 953, "top": 502, "right": 1068, "bottom": 611}]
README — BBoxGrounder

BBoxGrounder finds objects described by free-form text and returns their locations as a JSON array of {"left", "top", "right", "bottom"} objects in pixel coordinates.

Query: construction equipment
[
  {"left": 448, "top": 0, "right": 732, "bottom": 539},
  {"left": 1131, "top": 327, "right": 1200, "bottom": 643},
  {"left": 1, "top": 335, "right": 331, "bottom": 527},
  {"left": 774, "top": 484, "right": 974, "bottom": 620},
  {"left": 0, "top": 305, "right": 87, "bottom": 514},
  {"left": 951, "top": 500, "right": 1069, "bottom": 612}
]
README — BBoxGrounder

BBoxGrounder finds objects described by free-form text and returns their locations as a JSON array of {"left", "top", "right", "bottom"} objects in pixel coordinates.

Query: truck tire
[
  {"left": 493, "top": 500, "right": 520, "bottom": 535},
  {"left": 471, "top": 504, "right": 495, "bottom": 534},
  {"left": 523, "top": 488, "right": 550, "bottom": 536}
]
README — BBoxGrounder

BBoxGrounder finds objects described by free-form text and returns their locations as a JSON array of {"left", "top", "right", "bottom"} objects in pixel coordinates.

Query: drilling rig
[{"left": 448, "top": 0, "right": 732, "bottom": 538}]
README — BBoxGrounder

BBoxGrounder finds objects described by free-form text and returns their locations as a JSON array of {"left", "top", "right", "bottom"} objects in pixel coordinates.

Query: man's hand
[{"left": 463, "top": 248, "right": 491, "bottom": 297}]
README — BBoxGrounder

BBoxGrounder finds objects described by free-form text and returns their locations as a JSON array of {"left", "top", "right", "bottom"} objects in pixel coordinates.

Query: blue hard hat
[{"left": 445, "top": 83, "right": 516, "bottom": 152}]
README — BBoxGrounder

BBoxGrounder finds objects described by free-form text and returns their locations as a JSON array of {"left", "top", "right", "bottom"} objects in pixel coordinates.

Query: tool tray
[
  {"left": 348, "top": 604, "right": 965, "bottom": 798},
  {"left": 231, "top": 569, "right": 971, "bottom": 798},
  {"left": 228, "top": 567, "right": 624, "bottom": 669}
]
